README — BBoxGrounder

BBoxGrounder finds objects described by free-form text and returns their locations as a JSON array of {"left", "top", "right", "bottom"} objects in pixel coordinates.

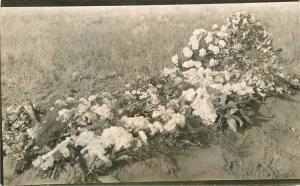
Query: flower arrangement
[{"left": 3, "top": 11, "right": 299, "bottom": 182}]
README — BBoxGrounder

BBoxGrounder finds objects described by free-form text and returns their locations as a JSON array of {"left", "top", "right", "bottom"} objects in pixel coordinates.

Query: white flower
[
  {"left": 292, "top": 79, "right": 299, "bottom": 84},
  {"left": 79, "top": 97, "right": 91, "bottom": 106},
  {"left": 138, "top": 131, "right": 148, "bottom": 144},
  {"left": 279, "top": 73, "right": 285, "bottom": 78},
  {"left": 171, "top": 113, "right": 186, "bottom": 127},
  {"left": 139, "top": 93, "right": 148, "bottom": 99},
  {"left": 73, "top": 130, "right": 98, "bottom": 147},
  {"left": 208, "top": 44, "right": 220, "bottom": 55},
  {"left": 235, "top": 11, "right": 241, "bottom": 17},
  {"left": 262, "top": 48, "right": 269, "bottom": 53},
  {"left": 224, "top": 71, "right": 231, "bottom": 81},
  {"left": 192, "top": 29, "right": 207, "bottom": 37},
  {"left": 231, "top": 82, "right": 254, "bottom": 96},
  {"left": 121, "top": 116, "right": 150, "bottom": 132},
  {"left": 39, "top": 156, "right": 54, "bottom": 171},
  {"left": 101, "top": 127, "right": 134, "bottom": 151},
  {"left": 209, "top": 59, "right": 219, "bottom": 67},
  {"left": 55, "top": 99, "right": 67, "bottom": 107},
  {"left": 152, "top": 105, "right": 166, "bottom": 118},
  {"left": 88, "top": 94, "right": 98, "bottom": 102},
  {"left": 191, "top": 40, "right": 199, "bottom": 50},
  {"left": 181, "top": 88, "right": 196, "bottom": 102},
  {"left": 276, "top": 87, "right": 283, "bottom": 94},
  {"left": 263, "top": 30, "right": 268, "bottom": 38},
  {"left": 183, "top": 47, "right": 193, "bottom": 58},
  {"left": 134, "top": 139, "right": 143, "bottom": 149},
  {"left": 164, "top": 113, "right": 185, "bottom": 132},
  {"left": 199, "top": 48, "right": 207, "bottom": 57},
  {"left": 190, "top": 88, "right": 217, "bottom": 125},
  {"left": 160, "top": 108, "right": 175, "bottom": 121},
  {"left": 214, "top": 76, "right": 224, "bottom": 84},
  {"left": 33, "top": 137, "right": 71, "bottom": 170},
  {"left": 204, "top": 32, "right": 213, "bottom": 43},
  {"left": 164, "top": 122, "right": 177, "bottom": 133},
  {"left": 32, "top": 157, "right": 42, "bottom": 168},
  {"left": 104, "top": 98, "right": 116, "bottom": 108},
  {"left": 66, "top": 97, "right": 76, "bottom": 104},
  {"left": 233, "top": 43, "right": 243, "bottom": 51},
  {"left": 220, "top": 25, "right": 227, "bottom": 32},
  {"left": 166, "top": 99, "right": 180, "bottom": 110},
  {"left": 211, "top": 24, "right": 218, "bottom": 31},
  {"left": 162, "top": 67, "right": 177, "bottom": 77},
  {"left": 174, "top": 77, "right": 183, "bottom": 85},
  {"left": 182, "top": 67, "right": 215, "bottom": 86},
  {"left": 78, "top": 103, "right": 89, "bottom": 114},
  {"left": 171, "top": 54, "right": 178, "bottom": 66},
  {"left": 189, "top": 35, "right": 197, "bottom": 40},
  {"left": 150, "top": 93, "right": 160, "bottom": 105},
  {"left": 216, "top": 31, "right": 228, "bottom": 38},
  {"left": 218, "top": 40, "right": 226, "bottom": 48},
  {"left": 6, "top": 105, "right": 22, "bottom": 113},
  {"left": 91, "top": 104, "right": 112, "bottom": 119},
  {"left": 193, "top": 61, "right": 202, "bottom": 69},
  {"left": 148, "top": 125, "right": 157, "bottom": 136},
  {"left": 189, "top": 35, "right": 198, "bottom": 43},
  {"left": 81, "top": 112, "right": 97, "bottom": 125},
  {"left": 182, "top": 60, "right": 201, "bottom": 69},
  {"left": 73, "top": 131, "right": 112, "bottom": 166},
  {"left": 26, "top": 128, "right": 36, "bottom": 139},
  {"left": 153, "top": 121, "right": 164, "bottom": 133},
  {"left": 210, "top": 83, "right": 231, "bottom": 95},
  {"left": 125, "top": 91, "right": 131, "bottom": 96},
  {"left": 57, "top": 109, "right": 72, "bottom": 122},
  {"left": 242, "top": 18, "right": 248, "bottom": 25},
  {"left": 258, "top": 91, "right": 266, "bottom": 97}
]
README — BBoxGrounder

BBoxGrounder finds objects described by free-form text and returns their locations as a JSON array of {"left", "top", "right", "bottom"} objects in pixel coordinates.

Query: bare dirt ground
[
  {"left": 113, "top": 92, "right": 300, "bottom": 182},
  {"left": 4, "top": 90, "right": 300, "bottom": 184},
  {"left": 113, "top": 65, "right": 300, "bottom": 182}
]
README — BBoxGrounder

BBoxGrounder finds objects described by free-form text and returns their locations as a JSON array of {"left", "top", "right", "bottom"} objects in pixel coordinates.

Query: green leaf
[
  {"left": 230, "top": 107, "right": 238, "bottom": 114},
  {"left": 239, "top": 110, "right": 253, "bottom": 125},
  {"left": 227, "top": 118, "right": 238, "bottom": 132},
  {"left": 231, "top": 115, "right": 244, "bottom": 127},
  {"left": 237, "top": 117, "right": 244, "bottom": 127},
  {"left": 223, "top": 101, "right": 236, "bottom": 110},
  {"left": 223, "top": 113, "right": 231, "bottom": 119}
]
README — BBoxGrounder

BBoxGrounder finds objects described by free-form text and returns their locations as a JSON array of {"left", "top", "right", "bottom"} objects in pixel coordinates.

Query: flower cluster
[
  {"left": 2, "top": 104, "right": 41, "bottom": 173},
  {"left": 32, "top": 127, "right": 135, "bottom": 171},
  {"left": 164, "top": 11, "right": 299, "bottom": 127},
  {"left": 54, "top": 92, "right": 117, "bottom": 126}
]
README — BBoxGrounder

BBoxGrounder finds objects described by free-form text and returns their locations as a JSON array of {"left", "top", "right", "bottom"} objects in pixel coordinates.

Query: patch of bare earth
[
  {"left": 4, "top": 92, "right": 300, "bottom": 184},
  {"left": 109, "top": 93, "right": 300, "bottom": 182}
]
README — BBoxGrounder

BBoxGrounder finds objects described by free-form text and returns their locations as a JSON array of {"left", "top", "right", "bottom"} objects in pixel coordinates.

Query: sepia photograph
[{"left": 1, "top": 2, "right": 300, "bottom": 185}]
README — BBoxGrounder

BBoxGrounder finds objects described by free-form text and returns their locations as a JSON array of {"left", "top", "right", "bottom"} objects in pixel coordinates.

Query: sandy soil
[
  {"left": 4, "top": 90, "right": 300, "bottom": 185},
  {"left": 112, "top": 93, "right": 300, "bottom": 182}
]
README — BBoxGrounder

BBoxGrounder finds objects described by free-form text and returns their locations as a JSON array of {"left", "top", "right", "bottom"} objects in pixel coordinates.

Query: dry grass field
[{"left": 1, "top": 3, "right": 299, "bottom": 109}]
